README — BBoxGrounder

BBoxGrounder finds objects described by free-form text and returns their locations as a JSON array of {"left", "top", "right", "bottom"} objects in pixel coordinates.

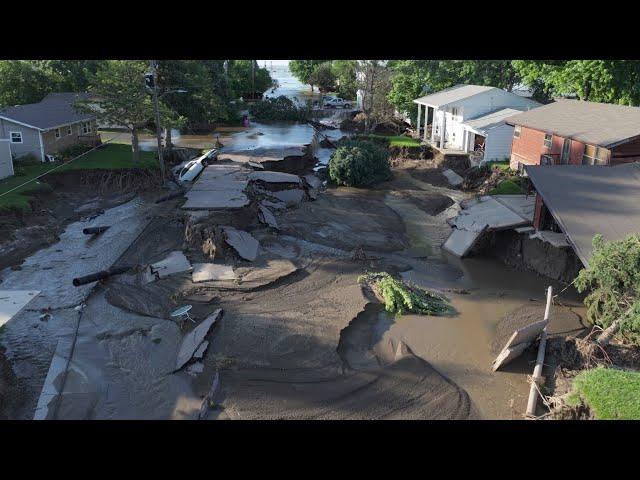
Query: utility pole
[
  {"left": 251, "top": 60, "right": 255, "bottom": 100},
  {"left": 147, "top": 60, "right": 166, "bottom": 181}
]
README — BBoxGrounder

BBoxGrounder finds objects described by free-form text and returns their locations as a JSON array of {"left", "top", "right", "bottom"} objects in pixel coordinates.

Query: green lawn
[
  {"left": 567, "top": 367, "right": 640, "bottom": 419},
  {"left": 0, "top": 144, "right": 157, "bottom": 211},
  {"left": 369, "top": 134, "right": 422, "bottom": 147},
  {"left": 488, "top": 179, "right": 525, "bottom": 195}
]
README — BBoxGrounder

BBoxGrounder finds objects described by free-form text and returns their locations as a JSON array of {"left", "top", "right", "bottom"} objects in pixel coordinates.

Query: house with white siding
[{"left": 413, "top": 85, "right": 541, "bottom": 163}]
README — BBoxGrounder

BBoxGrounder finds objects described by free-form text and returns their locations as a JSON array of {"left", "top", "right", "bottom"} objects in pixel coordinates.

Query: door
[{"left": 561, "top": 138, "right": 571, "bottom": 164}]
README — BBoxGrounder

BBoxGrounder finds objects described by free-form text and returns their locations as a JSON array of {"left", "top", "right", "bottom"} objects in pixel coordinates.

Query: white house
[
  {"left": 413, "top": 84, "right": 541, "bottom": 163},
  {"left": 0, "top": 139, "right": 14, "bottom": 180}
]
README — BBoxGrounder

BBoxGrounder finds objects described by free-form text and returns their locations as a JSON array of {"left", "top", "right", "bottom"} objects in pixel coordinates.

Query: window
[
  {"left": 55, "top": 128, "right": 61, "bottom": 139},
  {"left": 513, "top": 125, "right": 521, "bottom": 138},
  {"left": 582, "top": 145, "right": 608, "bottom": 165},
  {"left": 81, "top": 121, "right": 92, "bottom": 134},
  {"left": 543, "top": 134, "right": 552, "bottom": 148},
  {"left": 67, "top": 126, "right": 72, "bottom": 135},
  {"left": 451, "top": 107, "right": 459, "bottom": 118},
  {"left": 10, "top": 131, "right": 22, "bottom": 143}
]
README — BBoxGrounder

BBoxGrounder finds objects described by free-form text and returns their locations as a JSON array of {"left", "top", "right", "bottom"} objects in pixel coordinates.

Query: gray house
[{"left": 0, "top": 92, "right": 100, "bottom": 163}]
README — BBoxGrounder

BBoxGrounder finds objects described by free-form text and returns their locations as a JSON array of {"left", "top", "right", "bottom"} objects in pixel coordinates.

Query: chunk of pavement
[
  {"left": 491, "top": 319, "right": 548, "bottom": 371},
  {"left": 442, "top": 168, "right": 463, "bottom": 187},
  {"left": 186, "top": 362, "right": 205, "bottom": 376},
  {"left": 491, "top": 342, "right": 530, "bottom": 372},
  {"left": 149, "top": 251, "right": 193, "bottom": 279},
  {"left": 0, "top": 290, "right": 40, "bottom": 327},
  {"left": 261, "top": 199, "right": 286, "bottom": 211},
  {"left": 267, "top": 188, "right": 305, "bottom": 207},
  {"left": 191, "top": 263, "right": 236, "bottom": 283},
  {"left": 258, "top": 205, "right": 279, "bottom": 230},
  {"left": 175, "top": 308, "right": 222, "bottom": 370},
  {"left": 193, "top": 340, "right": 209, "bottom": 359},
  {"left": 248, "top": 161, "right": 264, "bottom": 170},
  {"left": 303, "top": 174, "right": 323, "bottom": 190},
  {"left": 222, "top": 226, "right": 260, "bottom": 261},
  {"left": 249, "top": 171, "right": 302, "bottom": 185}
]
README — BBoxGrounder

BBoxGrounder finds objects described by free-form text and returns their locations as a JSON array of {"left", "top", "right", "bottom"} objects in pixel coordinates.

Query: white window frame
[
  {"left": 10, "top": 131, "right": 23, "bottom": 144},
  {"left": 67, "top": 125, "right": 73, "bottom": 135},
  {"left": 543, "top": 133, "right": 552, "bottom": 148},
  {"left": 81, "top": 121, "right": 92, "bottom": 134},
  {"left": 55, "top": 128, "right": 61, "bottom": 139},
  {"left": 513, "top": 125, "right": 521, "bottom": 138}
]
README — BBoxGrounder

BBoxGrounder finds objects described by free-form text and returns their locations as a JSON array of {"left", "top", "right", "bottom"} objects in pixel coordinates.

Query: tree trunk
[
  {"left": 597, "top": 319, "right": 621, "bottom": 346},
  {"left": 131, "top": 128, "right": 140, "bottom": 163},
  {"left": 164, "top": 127, "right": 173, "bottom": 151}
]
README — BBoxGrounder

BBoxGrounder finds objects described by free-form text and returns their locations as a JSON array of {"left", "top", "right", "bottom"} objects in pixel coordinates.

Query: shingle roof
[
  {"left": 464, "top": 108, "right": 525, "bottom": 133},
  {"left": 413, "top": 84, "right": 496, "bottom": 107},
  {"left": 0, "top": 92, "right": 95, "bottom": 130},
  {"left": 507, "top": 99, "right": 640, "bottom": 148},
  {"left": 525, "top": 163, "right": 640, "bottom": 266}
]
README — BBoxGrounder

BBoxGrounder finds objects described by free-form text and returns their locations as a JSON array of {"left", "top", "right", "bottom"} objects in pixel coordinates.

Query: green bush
[
  {"left": 248, "top": 95, "right": 310, "bottom": 122},
  {"left": 59, "top": 143, "right": 93, "bottom": 161},
  {"left": 328, "top": 140, "right": 392, "bottom": 187},
  {"left": 14, "top": 153, "right": 42, "bottom": 166},
  {"left": 358, "top": 271, "right": 452, "bottom": 315}
]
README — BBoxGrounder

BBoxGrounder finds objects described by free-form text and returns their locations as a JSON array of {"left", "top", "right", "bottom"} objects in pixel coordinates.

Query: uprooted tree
[
  {"left": 328, "top": 139, "right": 391, "bottom": 187},
  {"left": 574, "top": 234, "right": 640, "bottom": 346}
]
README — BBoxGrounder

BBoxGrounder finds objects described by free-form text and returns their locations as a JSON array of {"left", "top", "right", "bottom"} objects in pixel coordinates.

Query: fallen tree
[{"left": 575, "top": 234, "right": 640, "bottom": 346}]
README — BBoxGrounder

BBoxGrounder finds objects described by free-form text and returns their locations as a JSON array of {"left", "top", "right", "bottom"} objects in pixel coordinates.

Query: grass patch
[
  {"left": 370, "top": 134, "right": 421, "bottom": 147},
  {"left": 358, "top": 271, "right": 452, "bottom": 315},
  {"left": 484, "top": 160, "right": 510, "bottom": 171},
  {"left": 0, "top": 144, "right": 157, "bottom": 211},
  {"left": 488, "top": 179, "right": 524, "bottom": 195},
  {"left": 568, "top": 367, "right": 640, "bottom": 419}
]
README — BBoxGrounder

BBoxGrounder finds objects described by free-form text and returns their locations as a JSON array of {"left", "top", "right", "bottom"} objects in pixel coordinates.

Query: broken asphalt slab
[
  {"left": 248, "top": 171, "right": 302, "bottom": 185},
  {"left": 258, "top": 205, "right": 279, "bottom": 230},
  {"left": 149, "top": 251, "right": 193, "bottom": 280},
  {"left": 222, "top": 226, "right": 260, "bottom": 261},
  {"left": 175, "top": 309, "right": 222, "bottom": 371},
  {"left": 191, "top": 264, "right": 236, "bottom": 283}
]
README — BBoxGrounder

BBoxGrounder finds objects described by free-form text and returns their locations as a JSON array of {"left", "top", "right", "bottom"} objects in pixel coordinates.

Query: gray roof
[
  {"left": 525, "top": 163, "right": 640, "bottom": 266},
  {"left": 507, "top": 99, "right": 640, "bottom": 148},
  {"left": 464, "top": 108, "right": 524, "bottom": 133},
  {"left": 414, "top": 84, "right": 496, "bottom": 107},
  {"left": 0, "top": 92, "right": 94, "bottom": 131}
]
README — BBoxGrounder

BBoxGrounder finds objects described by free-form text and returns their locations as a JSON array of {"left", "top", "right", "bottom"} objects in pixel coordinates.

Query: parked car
[
  {"left": 174, "top": 148, "right": 218, "bottom": 183},
  {"left": 323, "top": 97, "right": 352, "bottom": 109}
]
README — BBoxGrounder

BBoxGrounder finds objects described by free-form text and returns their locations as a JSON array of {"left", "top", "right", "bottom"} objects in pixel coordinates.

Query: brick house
[
  {"left": 506, "top": 99, "right": 640, "bottom": 171},
  {"left": 0, "top": 92, "right": 100, "bottom": 163}
]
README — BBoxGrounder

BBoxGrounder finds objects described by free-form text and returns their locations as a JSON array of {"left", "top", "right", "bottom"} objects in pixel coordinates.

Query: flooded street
[{"left": 0, "top": 61, "right": 587, "bottom": 420}]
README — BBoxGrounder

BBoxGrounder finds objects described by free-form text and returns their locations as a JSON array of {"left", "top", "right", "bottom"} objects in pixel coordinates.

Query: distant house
[
  {"left": 413, "top": 85, "right": 541, "bottom": 163},
  {"left": 0, "top": 92, "right": 100, "bottom": 163},
  {"left": 526, "top": 163, "right": 640, "bottom": 267},
  {"left": 507, "top": 99, "right": 640, "bottom": 171}
]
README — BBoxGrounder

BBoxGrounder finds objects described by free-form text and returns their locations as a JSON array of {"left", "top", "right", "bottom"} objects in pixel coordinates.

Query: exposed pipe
[
  {"left": 526, "top": 286, "right": 552, "bottom": 418},
  {"left": 72, "top": 265, "right": 131, "bottom": 287},
  {"left": 82, "top": 226, "right": 110, "bottom": 235}
]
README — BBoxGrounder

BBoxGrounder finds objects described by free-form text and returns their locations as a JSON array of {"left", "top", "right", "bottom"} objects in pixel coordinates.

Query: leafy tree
[
  {"left": 80, "top": 60, "right": 181, "bottom": 164},
  {"left": 289, "top": 60, "right": 325, "bottom": 91},
  {"left": 332, "top": 60, "right": 358, "bottom": 99},
  {"left": 0, "top": 60, "right": 58, "bottom": 107},
  {"left": 358, "top": 60, "right": 395, "bottom": 133},
  {"left": 33, "top": 60, "right": 104, "bottom": 92},
  {"left": 227, "top": 60, "right": 273, "bottom": 100},
  {"left": 157, "top": 60, "right": 231, "bottom": 136},
  {"left": 512, "top": 60, "right": 640, "bottom": 105},
  {"left": 328, "top": 139, "right": 391, "bottom": 187},
  {"left": 575, "top": 234, "right": 640, "bottom": 345},
  {"left": 308, "top": 62, "right": 336, "bottom": 93}
]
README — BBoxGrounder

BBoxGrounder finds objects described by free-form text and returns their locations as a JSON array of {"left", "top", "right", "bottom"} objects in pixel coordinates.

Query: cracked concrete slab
[
  {"left": 175, "top": 309, "right": 222, "bottom": 371},
  {"left": 222, "top": 227, "right": 260, "bottom": 261},
  {"left": 191, "top": 264, "right": 236, "bottom": 283}
]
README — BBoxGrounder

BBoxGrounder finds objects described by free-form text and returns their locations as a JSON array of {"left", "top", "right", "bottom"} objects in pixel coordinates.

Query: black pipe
[
  {"left": 72, "top": 265, "right": 131, "bottom": 287},
  {"left": 155, "top": 190, "right": 185, "bottom": 204},
  {"left": 82, "top": 226, "right": 110, "bottom": 235}
]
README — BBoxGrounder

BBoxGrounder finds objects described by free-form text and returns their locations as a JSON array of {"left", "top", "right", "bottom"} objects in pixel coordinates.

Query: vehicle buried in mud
[{"left": 173, "top": 148, "right": 219, "bottom": 183}]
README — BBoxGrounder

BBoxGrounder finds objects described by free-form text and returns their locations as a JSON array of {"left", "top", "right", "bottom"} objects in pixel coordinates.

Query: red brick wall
[
  {"left": 533, "top": 194, "right": 544, "bottom": 230},
  {"left": 510, "top": 125, "right": 592, "bottom": 168}
]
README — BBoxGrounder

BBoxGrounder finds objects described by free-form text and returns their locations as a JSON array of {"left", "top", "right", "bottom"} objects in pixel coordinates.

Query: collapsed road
[{"left": 0, "top": 117, "right": 586, "bottom": 420}]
